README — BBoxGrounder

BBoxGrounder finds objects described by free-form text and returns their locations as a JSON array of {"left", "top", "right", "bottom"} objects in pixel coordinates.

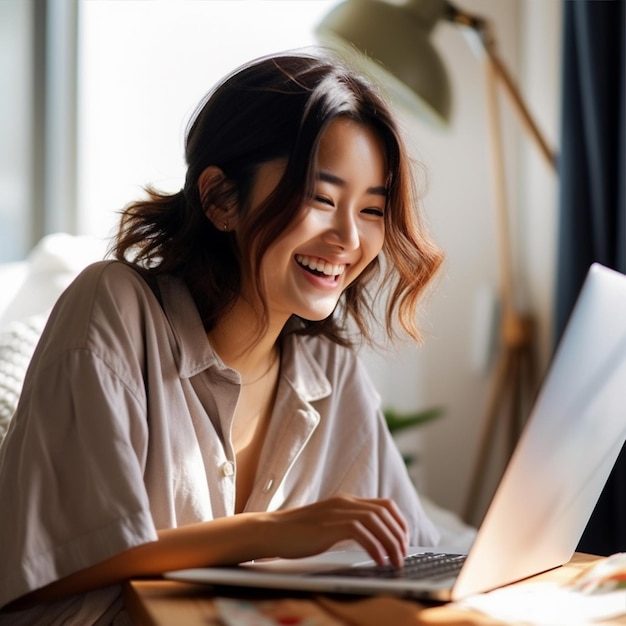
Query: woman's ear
[{"left": 198, "top": 166, "right": 239, "bottom": 232}]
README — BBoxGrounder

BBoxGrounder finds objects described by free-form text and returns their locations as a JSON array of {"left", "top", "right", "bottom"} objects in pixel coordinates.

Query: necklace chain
[{"left": 240, "top": 350, "right": 280, "bottom": 386}]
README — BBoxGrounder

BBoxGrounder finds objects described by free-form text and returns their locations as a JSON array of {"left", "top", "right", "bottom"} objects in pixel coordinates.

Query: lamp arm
[
  {"left": 484, "top": 43, "right": 558, "bottom": 171},
  {"left": 445, "top": 2, "right": 558, "bottom": 173}
]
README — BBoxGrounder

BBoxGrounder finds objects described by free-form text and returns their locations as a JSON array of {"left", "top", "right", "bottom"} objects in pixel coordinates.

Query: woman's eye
[
  {"left": 362, "top": 207, "right": 385, "bottom": 217},
  {"left": 314, "top": 195, "right": 334, "bottom": 207}
]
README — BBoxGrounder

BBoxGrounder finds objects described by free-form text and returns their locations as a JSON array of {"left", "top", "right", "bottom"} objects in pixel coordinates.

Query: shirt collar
[
  {"left": 157, "top": 273, "right": 223, "bottom": 377},
  {"left": 158, "top": 274, "right": 332, "bottom": 403},
  {"left": 281, "top": 329, "right": 332, "bottom": 403}
]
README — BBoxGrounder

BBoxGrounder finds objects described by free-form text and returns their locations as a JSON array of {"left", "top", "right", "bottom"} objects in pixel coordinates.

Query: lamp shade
[{"left": 316, "top": 0, "right": 452, "bottom": 127}]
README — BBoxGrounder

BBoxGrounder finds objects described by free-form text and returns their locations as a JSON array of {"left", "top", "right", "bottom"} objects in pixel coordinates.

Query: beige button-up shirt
[{"left": 0, "top": 261, "right": 437, "bottom": 622}]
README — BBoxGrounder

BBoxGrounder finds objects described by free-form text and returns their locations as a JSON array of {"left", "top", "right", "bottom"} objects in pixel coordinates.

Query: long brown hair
[{"left": 113, "top": 49, "right": 443, "bottom": 345}]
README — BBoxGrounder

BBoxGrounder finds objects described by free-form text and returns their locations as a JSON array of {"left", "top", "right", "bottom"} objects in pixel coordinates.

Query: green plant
[
  {"left": 383, "top": 407, "right": 443, "bottom": 467},
  {"left": 383, "top": 407, "right": 443, "bottom": 434}
]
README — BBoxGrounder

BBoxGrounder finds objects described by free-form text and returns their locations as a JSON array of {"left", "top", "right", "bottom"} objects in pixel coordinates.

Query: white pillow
[
  {"left": 0, "top": 262, "right": 28, "bottom": 321},
  {"left": 0, "top": 234, "right": 109, "bottom": 440},
  {"left": 0, "top": 233, "right": 108, "bottom": 331},
  {"left": 0, "top": 315, "right": 47, "bottom": 441}
]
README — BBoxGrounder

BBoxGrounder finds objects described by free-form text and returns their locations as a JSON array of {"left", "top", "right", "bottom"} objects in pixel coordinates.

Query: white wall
[
  {"left": 76, "top": 0, "right": 338, "bottom": 238},
  {"left": 76, "top": 0, "right": 562, "bottom": 522}
]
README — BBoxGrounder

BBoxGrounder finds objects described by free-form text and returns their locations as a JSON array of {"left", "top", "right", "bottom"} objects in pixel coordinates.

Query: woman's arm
[{"left": 21, "top": 495, "right": 408, "bottom": 605}]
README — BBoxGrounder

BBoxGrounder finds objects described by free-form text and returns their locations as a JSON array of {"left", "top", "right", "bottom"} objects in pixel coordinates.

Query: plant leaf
[{"left": 383, "top": 407, "right": 443, "bottom": 434}]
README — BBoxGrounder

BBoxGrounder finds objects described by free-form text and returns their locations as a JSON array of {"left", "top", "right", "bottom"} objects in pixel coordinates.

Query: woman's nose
[{"left": 324, "top": 208, "right": 359, "bottom": 250}]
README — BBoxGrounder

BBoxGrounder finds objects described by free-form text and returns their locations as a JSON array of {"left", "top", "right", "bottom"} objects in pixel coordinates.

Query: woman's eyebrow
[{"left": 317, "top": 171, "right": 387, "bottom": 197}]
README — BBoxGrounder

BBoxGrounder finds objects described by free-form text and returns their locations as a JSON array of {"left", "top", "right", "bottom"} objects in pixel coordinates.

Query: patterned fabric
[{"left": 0, "top": 315, "right": 47, "bottom": 442}]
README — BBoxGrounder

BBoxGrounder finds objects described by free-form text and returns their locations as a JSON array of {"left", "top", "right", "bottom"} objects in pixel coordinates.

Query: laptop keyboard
[{"left": 319, "top": 552, "right": 467, "bottom": 581}]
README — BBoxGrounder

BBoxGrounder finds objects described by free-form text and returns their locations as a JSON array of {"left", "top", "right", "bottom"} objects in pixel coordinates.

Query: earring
[{"left": 223, "top": 219, "right": 229, "bottom": 231}]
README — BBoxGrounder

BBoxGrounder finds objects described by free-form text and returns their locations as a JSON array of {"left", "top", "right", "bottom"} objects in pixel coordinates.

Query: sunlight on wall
[{"left": 77, "top": 0, "right": 337, "bottom": 239}]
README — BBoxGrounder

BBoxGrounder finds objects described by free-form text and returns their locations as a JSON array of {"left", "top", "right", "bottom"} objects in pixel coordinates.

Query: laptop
[{"left": 165, "top": 263, "right": 626, "bottom": 602}]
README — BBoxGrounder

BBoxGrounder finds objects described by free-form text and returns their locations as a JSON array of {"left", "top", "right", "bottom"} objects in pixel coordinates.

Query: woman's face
[{"left": 246, "top": 117, "right": 387, "bottom": 325}]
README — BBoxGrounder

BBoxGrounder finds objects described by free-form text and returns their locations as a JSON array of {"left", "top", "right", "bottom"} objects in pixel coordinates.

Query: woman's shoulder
[
  {"left": 32, "top": 261, "right": 170, "bottom": 376},
  {"left": 60, "top": 260, "right": 160, "bottom": 309},
  {"left": 46, "top": 261, "right": 164, "bottom": 343},
  {"left": 72, "top": 259, "right": 153, "bottom": 289}
]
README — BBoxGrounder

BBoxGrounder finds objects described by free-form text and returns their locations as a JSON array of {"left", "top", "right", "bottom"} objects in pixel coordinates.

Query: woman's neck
[{"left": 207, "top": 297, "right": 285, "bottom": 384}]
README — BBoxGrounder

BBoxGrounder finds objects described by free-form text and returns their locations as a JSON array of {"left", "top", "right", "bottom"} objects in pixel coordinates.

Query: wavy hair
[{"left": 113, "top": 49, "right": 443, "bottom": 346}]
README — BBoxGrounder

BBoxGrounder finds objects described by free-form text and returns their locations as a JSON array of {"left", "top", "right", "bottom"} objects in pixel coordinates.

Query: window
[
  {"left": 76, "top": 1, "right": 338, "bottom": 239},
  {"left": 0, "top": 0, "right": 35, "bottom": 261}
]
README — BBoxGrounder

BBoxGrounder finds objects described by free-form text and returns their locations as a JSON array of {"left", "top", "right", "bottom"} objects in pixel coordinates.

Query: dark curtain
[{"left": 555, "top": 0, "right": 626, "bottom": 556}]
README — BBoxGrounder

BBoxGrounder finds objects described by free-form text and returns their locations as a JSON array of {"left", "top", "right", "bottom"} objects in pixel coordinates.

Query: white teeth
[{"left": 295, "top": 254, "right": 345, "bottom": 277}]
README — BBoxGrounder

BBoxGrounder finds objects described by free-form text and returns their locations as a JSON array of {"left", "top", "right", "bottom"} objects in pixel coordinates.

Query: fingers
[
  {"left": 268, "top": 495, "right": 410, "bottom": 568},
  {"left": 326, "top": 496, "right": 409, "bottom": 568}
]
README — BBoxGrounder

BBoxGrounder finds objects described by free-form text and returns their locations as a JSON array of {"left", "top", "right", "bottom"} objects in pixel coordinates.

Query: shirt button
[{"left": 221, "top": 461, "right": 234, "bottom": 477}]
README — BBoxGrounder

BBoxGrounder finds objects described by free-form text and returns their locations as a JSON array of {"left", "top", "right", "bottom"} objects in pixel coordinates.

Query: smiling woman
[
  {"left": 245, "top": 118, "right": 388, "bottom": 328},
  {"left": 0, "top": 49, "right": 443, "bottom": 625}
]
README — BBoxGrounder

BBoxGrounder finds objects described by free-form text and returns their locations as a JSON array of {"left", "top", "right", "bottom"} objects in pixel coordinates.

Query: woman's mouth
[{"left": 295, "top": 254, "right": 345, "bottom": 280}]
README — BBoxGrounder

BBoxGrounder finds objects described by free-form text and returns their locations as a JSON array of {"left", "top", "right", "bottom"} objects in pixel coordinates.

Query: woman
[{"left": 0, "top": 50, "right": 443, "bottom": 623}]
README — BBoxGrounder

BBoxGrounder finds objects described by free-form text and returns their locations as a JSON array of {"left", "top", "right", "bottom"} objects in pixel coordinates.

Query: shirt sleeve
[{"left": 0, "top": 267, "right": 158, "bottom": 608}]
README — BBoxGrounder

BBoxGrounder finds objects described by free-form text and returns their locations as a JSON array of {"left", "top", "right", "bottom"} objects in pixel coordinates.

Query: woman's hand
[{"left": 260, "top": 495, "right": 410, "bottom": 568}]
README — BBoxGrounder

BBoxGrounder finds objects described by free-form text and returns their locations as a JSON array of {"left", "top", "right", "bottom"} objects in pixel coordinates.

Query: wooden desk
[{"left": 124, "top": 553, "right": 626, "bottom": 625}]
